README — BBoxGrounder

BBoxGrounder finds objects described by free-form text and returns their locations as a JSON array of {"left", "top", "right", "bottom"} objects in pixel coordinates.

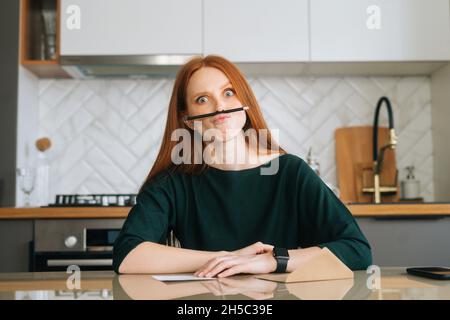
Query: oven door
[
  {"left": 31, "top": 219, "right": 124, "bottom": 272},
  {"left": 32, "top": 250, "right": 113, "bottom": 271}
]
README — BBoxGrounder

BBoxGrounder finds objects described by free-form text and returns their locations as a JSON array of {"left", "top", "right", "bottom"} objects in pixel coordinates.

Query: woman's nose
[
  {"left": 215, "top": 101, "right": 225, "bottom": 112},
  {"left": 214, "top": 94, "right": 228, "bottom": 111}
]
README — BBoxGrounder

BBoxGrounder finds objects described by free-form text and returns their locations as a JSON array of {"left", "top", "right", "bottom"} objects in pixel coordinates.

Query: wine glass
[{"left": 16, "top": 167, "right": 36, "bottom": 207}]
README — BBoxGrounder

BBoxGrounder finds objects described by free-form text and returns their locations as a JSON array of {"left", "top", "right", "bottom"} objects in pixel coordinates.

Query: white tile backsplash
[{"left": 35, "top": 75, "right": 434, "bottom": 202}]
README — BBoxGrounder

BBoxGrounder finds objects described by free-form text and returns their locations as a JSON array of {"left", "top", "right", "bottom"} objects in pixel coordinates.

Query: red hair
[{"left": 139, "top": 55, "right": 285, "bottom": 192}]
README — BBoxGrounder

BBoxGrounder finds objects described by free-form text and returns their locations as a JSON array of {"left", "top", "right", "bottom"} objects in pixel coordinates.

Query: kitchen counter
[
  {"left": 0, "top": 268, "right": 449, "bottom": 300},
  {"left": 0, "top": 207, "right": 128, "bottom": 219},
  {"left": 0, "top": 203, "right": 449, "bottom": 219},
  {"left": 347, "top": 202, "right": 450, "bottom": 217}
]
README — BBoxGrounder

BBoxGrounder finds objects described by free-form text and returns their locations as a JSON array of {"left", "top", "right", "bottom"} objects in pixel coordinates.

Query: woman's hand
[
  {"left": 232, "top": 241, "right": 274, "bottom": 256},
  {"left": 194, "top": 252, "right": 277, "bottom": 278}
]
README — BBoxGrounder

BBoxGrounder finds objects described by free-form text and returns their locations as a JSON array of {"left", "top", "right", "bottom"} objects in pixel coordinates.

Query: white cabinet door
[
  {"left": 60, "top": 0, "right": 202, "bottom": 56},
  {"left": 311, "top": 0, "right": 450, "bottom": 61},
  {"left": 204, "top": 0, "right": 309, "bottom": 62}
]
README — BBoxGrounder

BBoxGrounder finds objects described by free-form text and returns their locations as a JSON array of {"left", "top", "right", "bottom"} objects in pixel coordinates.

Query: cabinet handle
[{"left": 47, "top": 259, "right": 112, "bottom": 267}]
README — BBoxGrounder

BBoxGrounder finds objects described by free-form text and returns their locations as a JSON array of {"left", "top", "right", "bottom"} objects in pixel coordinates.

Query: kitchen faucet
[{"left": 363, "top": 96, "right": 398, "bottom": 203}]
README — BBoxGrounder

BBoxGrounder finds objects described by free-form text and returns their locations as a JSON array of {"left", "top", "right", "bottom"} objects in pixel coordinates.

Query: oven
[{"left": 30, "top": 219, "right": 124, "bottom": 272}]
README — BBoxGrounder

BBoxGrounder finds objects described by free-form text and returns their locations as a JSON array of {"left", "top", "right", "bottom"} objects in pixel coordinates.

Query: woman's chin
[
  {"left": 216, "top": 132, "right": 241, "bottom": 143},
  {"left": 203, "top": 125, "right": 243, "bottom": 142}
]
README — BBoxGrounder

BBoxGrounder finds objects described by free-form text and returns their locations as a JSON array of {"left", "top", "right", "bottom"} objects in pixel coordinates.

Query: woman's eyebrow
[{"left": 193, "top": 82, "right": 232, "bottom": 99}]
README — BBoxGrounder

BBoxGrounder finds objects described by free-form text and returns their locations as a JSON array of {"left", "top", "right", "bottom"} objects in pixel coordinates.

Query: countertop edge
[
  {"left": 0, "top": 203, "right": 449, "bottom": 219},
  {"left": 0, "top": 207, "right": 131, "bottom": 219}
]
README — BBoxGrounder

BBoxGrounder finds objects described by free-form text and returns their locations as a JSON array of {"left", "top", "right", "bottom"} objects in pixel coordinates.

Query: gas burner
[{"left": 47, "top": 194, "right": 137, "bottom": 207}]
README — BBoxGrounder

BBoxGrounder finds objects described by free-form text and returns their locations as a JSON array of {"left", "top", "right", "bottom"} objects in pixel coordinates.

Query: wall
[
  {"left": 0, "top": 0, "right": 20, "bottom": 206},
  {"left": 22, "top": 75, "right": 435, "bottom": 205},
  {"left": 431, "top": 64, "right": 450, "bottom": 202},
  {"left": 16, "top": 66, "right": 39, "bottom": 207}
]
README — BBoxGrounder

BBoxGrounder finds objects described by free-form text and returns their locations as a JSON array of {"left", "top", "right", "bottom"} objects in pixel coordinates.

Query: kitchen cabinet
[
  {"left": 203, "top": 0, "right": 309, "bottom": 62},
  {"left": 356, "top": 217, "right": 450, "bottom": 266},
  {"left": 20, "top": 0, "right": 70, "bottom": 78},
  {"left": 60, "top": 0, "right": 202, "bottom": 56},
  {"left": 0, "top": 220, "right": 33, "bottom": 272},
  {"left": 310, "top": 0, "right": 450, "bottom": 61},
  {"left": 24, "top": 0, "right": 450, "bottom": 77}
]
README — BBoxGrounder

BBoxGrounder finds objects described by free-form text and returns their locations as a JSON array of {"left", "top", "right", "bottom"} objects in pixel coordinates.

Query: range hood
[
  {"left": 59, "top": 54, "right": 310, "bottom": 78},
  {"left": 60, "top": 55, "right": 195, "bottom": 78},
  {"left": 59, "top": 54, "right": 449, "bottom": 78}
]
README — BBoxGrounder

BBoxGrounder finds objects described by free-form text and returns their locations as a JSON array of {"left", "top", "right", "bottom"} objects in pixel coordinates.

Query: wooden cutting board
[{"left": 335, "top": 126, "right": 399, "bottom": 203}]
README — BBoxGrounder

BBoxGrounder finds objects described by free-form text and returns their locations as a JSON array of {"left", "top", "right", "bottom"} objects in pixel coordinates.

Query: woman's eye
[
  {"left": 196, "top": 96, "right": 208, "bottom": 104},
  {"left": 224, "top": 88, "right": 234, "bottom": 97}
]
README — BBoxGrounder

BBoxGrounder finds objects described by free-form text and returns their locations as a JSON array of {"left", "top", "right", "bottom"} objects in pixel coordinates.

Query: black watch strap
[{"left": 272, "top": 247, "right": 289, "bottom": 273}]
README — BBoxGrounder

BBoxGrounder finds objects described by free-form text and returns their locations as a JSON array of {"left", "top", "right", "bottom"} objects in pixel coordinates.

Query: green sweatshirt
[{"left": 113, "top": 153, "right": 372, "bottom": 273}]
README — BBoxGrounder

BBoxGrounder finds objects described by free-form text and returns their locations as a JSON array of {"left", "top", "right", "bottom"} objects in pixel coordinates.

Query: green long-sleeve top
[{"left": 113, "top": 153, "right": 372, "bottom": 273}]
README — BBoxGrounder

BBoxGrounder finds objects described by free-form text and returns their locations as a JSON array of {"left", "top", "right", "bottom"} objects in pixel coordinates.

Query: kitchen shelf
[
  {"left": 20, "top": 0, "right": 70, "bottom": 78},
  {"left": 0, "top": 203, "right": 450, "bottom": 219}
]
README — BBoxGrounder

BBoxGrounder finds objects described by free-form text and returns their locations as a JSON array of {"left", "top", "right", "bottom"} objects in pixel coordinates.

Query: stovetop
[{"left": 46, "top": 194, "right": 137, "bottom": 207}]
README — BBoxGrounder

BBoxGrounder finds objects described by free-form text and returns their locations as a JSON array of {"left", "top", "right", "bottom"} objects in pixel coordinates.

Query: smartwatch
[{"left": 272, "top": 247, "right": 290, "bottom": 273}]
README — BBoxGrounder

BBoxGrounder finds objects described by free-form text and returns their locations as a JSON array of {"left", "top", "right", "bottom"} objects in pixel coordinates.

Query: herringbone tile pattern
[{"left": 38, "top": 76, "right": 434, "bottom": 201}]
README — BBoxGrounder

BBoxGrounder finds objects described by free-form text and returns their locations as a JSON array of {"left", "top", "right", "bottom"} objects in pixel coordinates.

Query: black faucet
[{"left": 368, "top": 96, "right": 398, "bottom": 203}]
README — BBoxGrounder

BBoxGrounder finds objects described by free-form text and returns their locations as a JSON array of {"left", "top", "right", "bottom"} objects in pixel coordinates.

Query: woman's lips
[{"left": 213, "top": 115, "right": 231, "bottom": 123}]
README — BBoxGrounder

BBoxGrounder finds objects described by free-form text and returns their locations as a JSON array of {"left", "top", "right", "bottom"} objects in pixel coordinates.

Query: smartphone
[{"left": 406, "top": 267, "right": 450, "bottom": 280}]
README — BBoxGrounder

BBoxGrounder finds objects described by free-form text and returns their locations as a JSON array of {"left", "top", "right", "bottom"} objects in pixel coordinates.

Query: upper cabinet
[
  {"left": 20, "top": 0, "right": 70, "bottom": 78},
  {"left": 20, "top": 0, "right": 450, "bottom": 78},
  {"left": 204, "top": 0, "right": 309, "bottom": 62},
  {"left": 60, "top": 0, "right": 202, "bottom": 56},
  {"left": 310, "top": 0, "right": 450, "bottom": 61}
]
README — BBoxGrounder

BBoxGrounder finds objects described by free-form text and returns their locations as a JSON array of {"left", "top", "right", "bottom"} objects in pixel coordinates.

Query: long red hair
[{"left": 139, "top": 55, "right": 286, "bottom": 192}]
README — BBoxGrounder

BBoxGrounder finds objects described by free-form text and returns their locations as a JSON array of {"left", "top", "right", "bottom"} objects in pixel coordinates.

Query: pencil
[{"left": 183, "top": 106, "right": 249, "bottom": 121}]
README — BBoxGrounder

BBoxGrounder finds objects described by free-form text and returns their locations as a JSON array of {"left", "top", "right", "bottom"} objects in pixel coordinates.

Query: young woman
[{"left": 113, "top": 55, "right": 372, "bottom": 277}]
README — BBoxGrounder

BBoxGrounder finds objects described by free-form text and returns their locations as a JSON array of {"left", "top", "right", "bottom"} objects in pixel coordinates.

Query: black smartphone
[{"left": 406, "top": 267, "right": 450, "bottom": 280}]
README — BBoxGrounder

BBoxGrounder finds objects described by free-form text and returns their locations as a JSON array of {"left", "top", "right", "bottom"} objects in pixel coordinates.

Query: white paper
[{"left": 152, "top": 274, "right": 216, "bottom": 282}]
